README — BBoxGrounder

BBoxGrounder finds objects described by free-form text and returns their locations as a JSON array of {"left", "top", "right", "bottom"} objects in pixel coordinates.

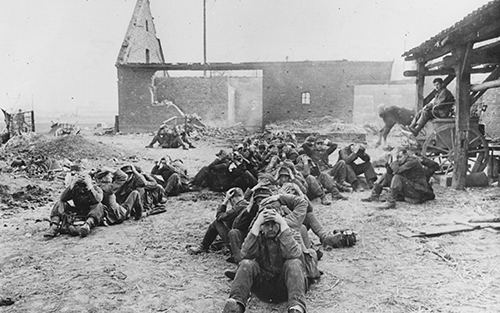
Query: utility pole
[
  {"left": 203, "top": 0, "right": 208, "bottom": 77},
  {"left": 203, "top": 0, "right": 207, "bottom": 64}
]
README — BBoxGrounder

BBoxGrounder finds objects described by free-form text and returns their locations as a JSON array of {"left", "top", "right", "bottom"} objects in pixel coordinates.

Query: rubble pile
[
  {"left": 0, "top": 184, "right": 54, "bottom": 210},
  {"left": 265, "top": 116, "right": 366, "bottom": 135},
  {"left": 0, "top": 134, "right": 124, "bottom": 179},
  {"left": 200, "top": 125, "right": 254, "bottom": 141},
  {"left": 2, "top": 134, "right": 122, "bottom": 160}
]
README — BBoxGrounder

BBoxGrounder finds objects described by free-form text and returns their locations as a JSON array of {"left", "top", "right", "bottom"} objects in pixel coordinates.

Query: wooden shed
[{"left": 402, "top": 0, "right": 500, "bottom": 189}]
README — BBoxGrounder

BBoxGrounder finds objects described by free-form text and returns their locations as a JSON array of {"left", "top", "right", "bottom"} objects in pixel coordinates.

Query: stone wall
[{"left": 261, "top": 61, "right": 393, "bottom": 125}]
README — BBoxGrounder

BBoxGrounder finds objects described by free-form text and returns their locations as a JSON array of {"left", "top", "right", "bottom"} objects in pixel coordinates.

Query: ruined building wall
[
  {"left": 117, "top": 67, "right": 158, "bottom": 132},
  {"left": 261, "top": 61, "right": 392, "bottom": 125},
  {"left": 154, "top": 76, "right": 228, "bottom": 124},
  {"left": 116, "top": 0, "right": 164, "bottom": 64}
]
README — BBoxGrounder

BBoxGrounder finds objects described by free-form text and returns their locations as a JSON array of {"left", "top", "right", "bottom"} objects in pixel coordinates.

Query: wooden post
[
  {"left": 415, "top": 60, "right": 425, "bottom": 111},
  {"left": 30, "top": 110, "right": 35, "bottom": 132},
  {"left": 452, "top": 44, "right": 472, "bottom": 190}
]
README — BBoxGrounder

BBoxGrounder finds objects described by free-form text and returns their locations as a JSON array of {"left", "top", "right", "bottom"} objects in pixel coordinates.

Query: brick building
[{"left": 116, "top": 0, "right": 392, "bottom": 133}]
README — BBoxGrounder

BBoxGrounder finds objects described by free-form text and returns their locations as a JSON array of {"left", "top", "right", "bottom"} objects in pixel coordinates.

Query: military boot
[
  {"left": 361, "top": 194, "right": 380, "bottom": 202},
  {"left": 320, "top": 194, "right": 331, "bottom": 205},
  {"left": 78, "top": 223, "right": 91, "bottom": 237},
  {"left": 377, "top": 191, "right": 396, "bottom": 209},
  {"left": 43, "top": 223, "right": 60, "bottom": 238},
  {"left": 222, "top": 298, "right": 244, "bottom": 313}
]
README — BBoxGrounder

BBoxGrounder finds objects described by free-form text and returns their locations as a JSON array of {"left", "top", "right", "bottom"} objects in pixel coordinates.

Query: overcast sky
[{"left": 0, "top": 0, "right": 492, "bottom": 120}]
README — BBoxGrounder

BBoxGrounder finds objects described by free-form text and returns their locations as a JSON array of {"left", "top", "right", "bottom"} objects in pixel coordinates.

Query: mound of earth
[{"left": 1, "top": 134, "right": 124, "bottom": 160}]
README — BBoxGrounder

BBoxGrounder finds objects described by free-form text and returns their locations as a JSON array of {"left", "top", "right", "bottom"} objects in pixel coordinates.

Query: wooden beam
[
  {"left": 471, "top": 66, "right": 500, "bottom": 104},
  {"left": 471, "top": 79, "right": 500, "bottom": 91},
  {"left": 452, "top": 44, "right": 472, "bottom": 190},
  {"left": 415, "top": 61, "right": 425, "bottom": 111},
  {"left": 424, "top": 75, "right": 455, "bottom": 105},
  {"left": 403, "top": 66, "right": 494, "bottom": 77}
]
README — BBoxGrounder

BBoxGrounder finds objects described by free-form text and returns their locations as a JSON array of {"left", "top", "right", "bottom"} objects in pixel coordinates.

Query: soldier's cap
[
  {"left": 120, "top": 165, "right": 133, "bottom": 173},
  {"left": 94, "top": 167, "right": 114, "bottom": 180},
  {"left": 277, "top": 167, "right": 291, "bottom": 177},
  {"left": 282, "top": 160, "right": 295, "bottom": 168},
  {"left": 305, "top": 135, "right": 316, "bottom": 143},
  {"left": 226, "top": 187, "right": 244, "bottom": 198},
  {"left": 257, "top": 173, "right": 277, "bottom": 185},
  {"left": 258, "top": 143, "right": 267, "bottom": 150},
  {"left": 253, "top": 187, "right": 273, "bottom": 200},
  {"left": 216, "top": 149, "right": 228, "bottom": 158},
  {"left": 277, "top": 143, "right": 286, "bottom": 150}
]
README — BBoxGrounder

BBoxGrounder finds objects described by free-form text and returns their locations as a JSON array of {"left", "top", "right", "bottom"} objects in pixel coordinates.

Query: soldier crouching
[{"left": 44, "top": 173, "right": 104, "bottom": 238}]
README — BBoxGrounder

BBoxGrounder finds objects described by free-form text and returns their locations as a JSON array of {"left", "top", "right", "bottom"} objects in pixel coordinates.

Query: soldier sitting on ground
[
  {"left": 362, "top": 150, "right": 439, "bottom": 204},
  {"left": 94, "top": 167, "right": 143, "bottom": 224},
  {"left": 151, "top": 157, "right": 190, "bottom": 196},
  {"left": 366, "top": 149, "right": 435, "bottom": 209},
  {"left": 221, "top": 208, "right": 307, "bottom": 313},
  {"left": 44, "top": 173, "right": 104, "bottom": 238},
  {"left": 338, "top": 143, "right": 377, "bottom": 191},
  {"left": 188, "top": 188, "right": 248, "bottom": 256}
]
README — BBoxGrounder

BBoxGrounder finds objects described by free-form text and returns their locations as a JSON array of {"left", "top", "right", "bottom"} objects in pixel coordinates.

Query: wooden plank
[
  {"left": 404, "top": 67, "right": 493, "bottom": 77},
  {"left": 455, "top": 221, "right": 500, "bottom": 233},
  {"left": 468, "top": 217, "right": 500, "bottom": 223},
  {"left": 398, "top": 224, "right": 479, "bottom": 238},
  {"left": 415, "top": 61, "right": 425, "bottom": 111},
  {"left": 471, "top": 79, "right": 500, "bottom": 91},
  {"left": 471, "top": 66, "right": 500, "bottom": 104},
  {"left": 452, "top": 44, "right": 472, "bottom": 190}
]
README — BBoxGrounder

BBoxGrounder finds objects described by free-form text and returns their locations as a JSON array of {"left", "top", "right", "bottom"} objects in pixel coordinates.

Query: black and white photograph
[{"left": 1, "top": 0, "right": 499, "bottom": 312}]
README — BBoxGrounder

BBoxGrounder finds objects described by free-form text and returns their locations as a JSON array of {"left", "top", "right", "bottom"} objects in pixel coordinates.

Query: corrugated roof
[{"left": 403, "top": 0, "right": 500, "bottom": 60}]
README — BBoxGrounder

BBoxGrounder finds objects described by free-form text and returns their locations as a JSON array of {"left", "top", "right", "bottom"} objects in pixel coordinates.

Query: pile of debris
[
  {"left": 0, "top": 183, "right": 54, "bottom": 210},
  {"left": 201, "top": 125, "right": 254, "bottom": 141},
  {"left": 0, "top": 134, "right": 125, "bottom": 179},
  {"left": 2, "top": 134, "right": 122, "bottom": 160},
  {"left": 265, "top": 116, "right": 366, "bottom": 135}
]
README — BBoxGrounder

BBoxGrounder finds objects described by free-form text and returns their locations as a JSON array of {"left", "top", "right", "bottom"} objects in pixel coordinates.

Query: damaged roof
[{"left": 403, "top": 0, "right": 500, "bottom": 61}]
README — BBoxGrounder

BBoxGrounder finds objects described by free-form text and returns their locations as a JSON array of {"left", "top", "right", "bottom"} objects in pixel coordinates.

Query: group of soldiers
[
  {"left": 43, "top": 129, "right": 439, "bottom": 313},
  {"left": 43, "top": 157, "right": 190, "bottom": 238}
]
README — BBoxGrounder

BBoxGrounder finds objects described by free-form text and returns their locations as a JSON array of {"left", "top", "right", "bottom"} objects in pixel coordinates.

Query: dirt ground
[{"left": 1, "top": 133, "right": 499, "bottom": 313}]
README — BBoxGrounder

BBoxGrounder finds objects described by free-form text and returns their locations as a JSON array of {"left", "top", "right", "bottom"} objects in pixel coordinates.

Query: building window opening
[
  {"left": 301, "top": 92, "right": 311, "bottom": 105},
  {"left": 145, "top": 49, "right": 150, "bottom": 63},
  {"left": 145, "top": 20, "right": 149, "bottom": 32}
]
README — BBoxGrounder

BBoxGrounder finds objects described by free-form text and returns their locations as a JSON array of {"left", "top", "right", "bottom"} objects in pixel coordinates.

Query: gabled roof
[
  {"left": 403, "top": 0, "right": 500, "bottom": 61},
  {"left": 116, "top": 0, "right": 164, "bottom": 65}
]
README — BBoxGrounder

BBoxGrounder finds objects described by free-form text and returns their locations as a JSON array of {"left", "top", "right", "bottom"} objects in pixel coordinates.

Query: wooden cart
[{"left": 418, "top": 118, "right": 489, "bottom": 175}]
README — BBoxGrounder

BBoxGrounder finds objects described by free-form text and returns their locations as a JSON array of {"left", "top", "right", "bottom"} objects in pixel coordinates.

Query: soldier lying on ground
[
  {"left": 221, "top": 208, "right": 307, "bottom": 313},
  {"left": 44, "top": 173, "right": 104, "bottom": 238},
  {"left": 188, "top": 188, "right": 249, "bottom": 256}
]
